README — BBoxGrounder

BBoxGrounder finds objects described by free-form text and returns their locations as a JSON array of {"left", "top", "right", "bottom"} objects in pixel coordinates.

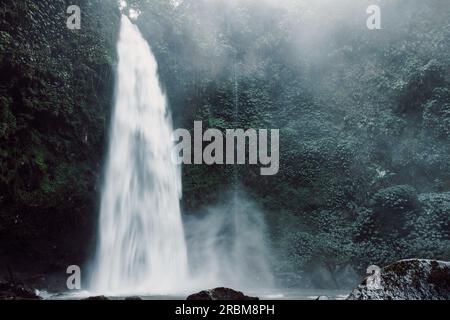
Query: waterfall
[{"left": 90, "top": 15, "right": 188, "bottom": 295}]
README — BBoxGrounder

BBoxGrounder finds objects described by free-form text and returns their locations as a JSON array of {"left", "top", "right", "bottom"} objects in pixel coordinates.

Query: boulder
[
  {"left": 348, "top": 259, "right": 450, "bottom": 300},
  {"left": 82, "top": 295, "right": 109, "bottom": 300},
  {"left": 0, "top": 281, "right": 42, "bottom": 300},
  {"left": 187, "top": 287, "right": 259, "bottom": 300},
  {"left": 124, "top": 296, "right": 142, "bottom": 300}
]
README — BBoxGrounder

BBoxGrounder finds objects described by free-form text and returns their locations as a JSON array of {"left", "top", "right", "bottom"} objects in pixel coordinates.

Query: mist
[{"left": 184, "top": 190, "right": 275, "bottom": 291}]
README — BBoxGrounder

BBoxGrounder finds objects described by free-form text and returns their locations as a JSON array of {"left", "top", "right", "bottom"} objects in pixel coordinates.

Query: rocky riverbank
[{"left": 2, "top": 259, "right": 448, "bottom": 300}]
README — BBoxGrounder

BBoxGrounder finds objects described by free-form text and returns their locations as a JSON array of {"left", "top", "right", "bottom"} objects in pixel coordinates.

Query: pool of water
[{"left": 42, "top": 288, "right": 349, "bottom": 300}]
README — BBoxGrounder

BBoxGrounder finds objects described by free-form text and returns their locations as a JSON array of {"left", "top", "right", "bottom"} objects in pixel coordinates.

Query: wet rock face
[
  {"left": 0, "top": 281, "right": 41, "bottom": 300},
  {"left": 348, "top": 259, "right": 450, "bottom": 300},
  {"left": 187, "top": 287, "right": 259, "bottom": 300}
]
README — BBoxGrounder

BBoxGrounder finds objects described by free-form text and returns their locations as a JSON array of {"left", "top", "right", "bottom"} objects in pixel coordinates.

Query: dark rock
[
  {"left": 348, "top": 259, "right": 450, "bottom": 300},
  {"left": 187, "top": 287, "right": 258, "bottom": 300},
  {"left": 0, "top": 281, "right": 41, "bottom": 300},
  {"left": 82, "top": 295, "right": 109, "bottom": 300},
  {"left": 124, "top": 296, "right": 142, "bottom": 300}
]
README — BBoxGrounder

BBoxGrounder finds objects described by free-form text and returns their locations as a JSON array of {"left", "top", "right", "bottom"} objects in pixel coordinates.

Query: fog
[{"left": 184, "top": 190, "right": 275, "bottom": 291}]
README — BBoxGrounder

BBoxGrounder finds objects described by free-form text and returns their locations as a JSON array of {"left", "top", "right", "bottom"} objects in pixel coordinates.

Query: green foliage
[
  {"left": 0, "top": 0, "right": 120, "bottom": 269},
  {"left": 371, "top": 185, "right": 419, "bottom": 213}
]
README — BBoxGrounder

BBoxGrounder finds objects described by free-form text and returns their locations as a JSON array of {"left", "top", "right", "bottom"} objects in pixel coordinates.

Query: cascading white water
[{"left": 90, "top": 15, "right": 188, "bottom": 295}]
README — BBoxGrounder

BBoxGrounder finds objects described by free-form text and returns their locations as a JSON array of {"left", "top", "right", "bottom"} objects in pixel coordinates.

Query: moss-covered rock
[{"left": 348, "top": 259, "right": 450, "bottom": 300}]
